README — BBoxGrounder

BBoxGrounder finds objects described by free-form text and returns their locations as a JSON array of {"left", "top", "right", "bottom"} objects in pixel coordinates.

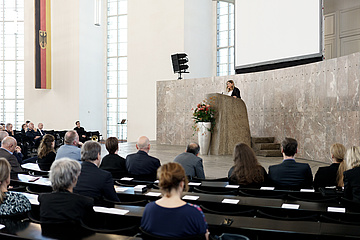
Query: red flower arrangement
[{"left": 192, "top": 98, "right": 216, "bottom": 134}]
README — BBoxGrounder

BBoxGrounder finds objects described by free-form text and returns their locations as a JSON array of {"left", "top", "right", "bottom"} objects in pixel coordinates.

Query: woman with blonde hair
[
  {"left": 37, "top": 134, "right": 56, "bottom": 171},
  {"left": 141, "top": 162, "right": 209, "bottom": 239},
  {"left": 228, "top": 143, "right": 268, "bottom": 187},
  {"left": 313, "top": 143, "right": 346, "bottom": 189},
  {"left": 343, "top": 146, "right": 360, "bottom": 202},
  {"left": 0, "top": 158, "right": 31, "bottom": 216}
]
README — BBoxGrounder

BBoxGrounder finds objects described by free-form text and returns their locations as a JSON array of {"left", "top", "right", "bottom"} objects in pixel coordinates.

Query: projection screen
[{"left": 235, "top": 0, "right": 323, "bottom": 73}]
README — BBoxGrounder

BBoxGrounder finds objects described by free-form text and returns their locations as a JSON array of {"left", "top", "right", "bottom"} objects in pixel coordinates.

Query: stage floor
[{"left": 101, "top": 141, "right": 329, "bottom": 179}]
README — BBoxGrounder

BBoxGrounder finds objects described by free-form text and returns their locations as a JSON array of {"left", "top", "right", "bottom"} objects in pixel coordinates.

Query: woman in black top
[
  {"left": 226, "top": 80, "right": 241, "bottom": 99},
  {"left": 37, "top": 134, "right": 56, "bottom": 171},
  {"left": 38, "top": 158, "right": 94, "bottom": 223},
  {"left": 313, "top": 143, "right": 346, "bottom": 190},
  {"left": 100, "top": 137, "right": 127, "bottom": 179}
]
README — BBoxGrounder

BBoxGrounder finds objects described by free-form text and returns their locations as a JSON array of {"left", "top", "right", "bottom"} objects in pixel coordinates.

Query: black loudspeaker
[{"left": 171, "top": 53, "right": 189, "bottom": 79}]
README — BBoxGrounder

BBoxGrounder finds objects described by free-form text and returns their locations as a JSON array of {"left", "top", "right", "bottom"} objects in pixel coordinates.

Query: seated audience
[
  {"left": 38, "top": 123, "right": 45, "bottom": 137},
  {"left": 228, "top": 143, "right": 269, "bottom": 187},
  {"left": 174, "top": 142, "right": 205, "bottom": 179},
  {"left": 74, "top": 141, "right": 120, "bottom": 203},
  {"left": 313, "top": 143, "right": 346, "bottom": 190},
  {"left": 268, "top": 137, "right": 313, "bottom": 189},
  {"left": 38, "top": 158, "right": 94, "bottom": 223},
  {"left": 0, "top": 158, "right": 31, "bottom": 216},
  {"left": 141, "top": 162, "right": 208, "bottom": 239},
  {"left": 5, "top": 123, "right": 13, "bottom": 137},
  {"left": 74, "top": 121, "right": 87, "bottom": 143},
  {"left": 126, "top": 136, "right": 161, "bottom": 181},
  {"left": 20, "top": 124, "right": 26, "bottom": 135},
  {"left": 99, "top": 137, "right": 127, "bottom": 179},
  {"left": 37, "top": 134, "right": 56, "bottom": 171},
  {"left": 26, "top": 122, "right": 42, "bottom": 147},
  {"left": 55, "top": 130, "right": 82, "bottom": 161},
  {"left": 343, "top": 146, "right": 360, "bottom": 202},
  {"left": 0, "top": 137, "right": 23, "bottom": 173},
  {"left": 0, "top": 131, "right": 23, "bottom": 165}
]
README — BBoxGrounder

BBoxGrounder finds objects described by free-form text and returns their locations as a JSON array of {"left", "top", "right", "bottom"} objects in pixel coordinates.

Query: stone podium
[{"left": 207, "top": 93, "right": 251, "bottom": 155}]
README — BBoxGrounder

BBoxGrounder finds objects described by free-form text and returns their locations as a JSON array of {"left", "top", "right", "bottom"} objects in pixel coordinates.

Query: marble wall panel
[{"left": 157, "top": 52, "right": 360, "bottom": 162}]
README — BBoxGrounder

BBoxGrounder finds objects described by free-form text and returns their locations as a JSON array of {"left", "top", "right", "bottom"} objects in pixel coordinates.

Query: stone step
[
  {"left": 256, "top": 149, "right": 282, "bottom": 157},
  {"left": 258, "top": 143, "right": 280, "bottom": 150},
  {"left": 251, "top": 137, "right": 275, "bottom": 144}
]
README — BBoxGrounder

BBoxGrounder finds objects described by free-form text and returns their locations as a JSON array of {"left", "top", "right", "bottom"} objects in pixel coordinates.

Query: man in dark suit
[
  {"left": 26, "top": 122, "right": 42, "bottom": 147},
  {"left": 74, "top": 141, "right": 119, "bottom": 203},
  {"left": 174, "top": 142, "right": 205, "bottom": 179},
  {"left": 268, "top": 137, "right": 313, "bottom": 189},
  {"left": 126, "top": 136, "right": 161, "bottom": 181},
  {"left": 0, "top": 136, "right": 23, "bottom": 173},
  {"left": 38, "top": 123, "right": 45, "bottom": 137}
]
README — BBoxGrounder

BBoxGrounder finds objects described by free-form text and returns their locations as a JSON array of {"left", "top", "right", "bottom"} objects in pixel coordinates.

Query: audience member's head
[
  {"left": 105, "top": 137, "right": 119, "bottom": 154},
  {"left": 186, "top": 143, "right": 200, "bottom": 156},
  {"left": 81, "top": 141, "right": 101, "bottom": 163},
  {"left": 28, "top": 122, "right": 35, "bottom": 130},
  {"left": 1, "top": 137, "right": 17, "bottom": 153},
  {"left": 75, "top": 121, "right": 80, "bottom": 127},
  {"left": 281, "top": 137, "right": 298, "bottom": 157},
  {"left": 38, "top": 134, "right": 55, "bottom": 159},
  {"left": 158, "top": 162, "right": 188, "bottom": 197},
  {"left": 64, "top": 130, "right": 80, "bottom": 146},
  {"left": 38, "top": 123, "right": 44, "bottom": 130},
  {"left": 49, "top": 158, "right": 81, "bottom": 192},
  {"left": 231, "top": 142, "right": 264, "bottom": 185},
  {"left": 330, "top": 143, "right": 346, "bottom": 163},
  {"left": 345, "top": 146, "right": 360, "bottom": 170},
  {"left": 0, "top": 158, "right": 11, "bottom": 203},
  {"left": 0, "top": 131, "right": 9, "bottom": 142},
  {"left": 0, "top": 126, "right": 3, "bottom": 131},
  {"left": 21, "top": 124, "right": 26, "bottom": 131},
  {"left": 136, "top": 136, "right": 150, "bottom": 152},
  {"left": 5, "top": 123, "right": 12, "bottom": 132}
]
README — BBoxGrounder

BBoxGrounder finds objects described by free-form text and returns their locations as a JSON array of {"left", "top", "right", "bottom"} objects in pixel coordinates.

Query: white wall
[
  {"left": 127, "top": 0, "right": 214, "bottom": 142},
  {"left": 24, "top": 0, "right": 105, "bottom": 134}
]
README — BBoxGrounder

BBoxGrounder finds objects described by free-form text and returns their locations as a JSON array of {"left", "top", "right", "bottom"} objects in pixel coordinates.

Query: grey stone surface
[
  {"left": 157, "top": 52, "right": 360, "bottom": 163},
  {"left": 206, "top": 93, "right": 251, "bottom": 155}
]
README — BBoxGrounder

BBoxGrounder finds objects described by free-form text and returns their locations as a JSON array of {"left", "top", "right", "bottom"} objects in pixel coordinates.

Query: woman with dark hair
[
  {"left": 37, "top": 134, "right": 56, "bottom": 171},
  {"left": 0, "top": 158, "right": 31, "bottom": 216},
  {"left": 99, "top": 137, "right": 127, "bottom": 178},
  {"left": 141, "top": 162, "right": 209, "bottom": 239},
  {"left": 226, "top": 80, "right": 241, "bottom": 99},
  {"left": 228, "top": 143, "right": 268, "bottom": 187}
]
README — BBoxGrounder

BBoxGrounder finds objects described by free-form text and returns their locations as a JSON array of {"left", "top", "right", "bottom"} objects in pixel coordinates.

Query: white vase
[{"left": 197, "top": 122, "right": 212, "bottom": 155}]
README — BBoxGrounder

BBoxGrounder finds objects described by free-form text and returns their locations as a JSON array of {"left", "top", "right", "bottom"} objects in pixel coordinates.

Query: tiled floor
[{"left": 101, "top": 141, "right": 330, "bottom": 179}]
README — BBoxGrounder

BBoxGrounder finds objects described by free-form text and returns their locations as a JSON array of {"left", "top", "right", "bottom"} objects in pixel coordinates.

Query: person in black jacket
[
  {"left": 74, "top": 121, "right": 87, "bottom": 143},
  {"left": 343, "top": 146, "right": 360, "bottom": 202},
  {"left": 74, "top": 141, "right": 119, "bottom": 203},
  {"left": 38, "top": 158, "right": 94, "bottom": 223},
  {"left": 100, "top": 137, "right": 127, "bottom": 179},
  {"left": 226, "top": 80, "right": 241, "bottom": 99},
  {"left": 313, "top": 143, "right": 346, "bottom": 190}
]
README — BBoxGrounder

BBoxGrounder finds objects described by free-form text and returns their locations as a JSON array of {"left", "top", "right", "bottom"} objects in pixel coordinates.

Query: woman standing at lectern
[{"left": 226, "top": 80, "right": 241, "bottom": 99}]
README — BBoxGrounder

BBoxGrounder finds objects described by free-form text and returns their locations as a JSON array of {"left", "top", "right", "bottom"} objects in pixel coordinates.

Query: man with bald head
[
  {"left": 55, "top": 130, "right": 83, "bottom": 161},
  {"left": 174, "top": 142, "right": 205, "bottom": 179},
  {"left": 125, "top": 136, "right": 161, "bottom": 181},
  {"left": 26, "top": 122, "right": 42, "bottom": 147},
  {"left": 0, "top": 136, "right": 23, "bottom": 173}
]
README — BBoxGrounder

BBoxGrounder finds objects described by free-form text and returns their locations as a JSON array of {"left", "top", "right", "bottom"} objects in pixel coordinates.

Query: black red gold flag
[{"left": 35, "top": 0, "right": 51, "bottom": 89}]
